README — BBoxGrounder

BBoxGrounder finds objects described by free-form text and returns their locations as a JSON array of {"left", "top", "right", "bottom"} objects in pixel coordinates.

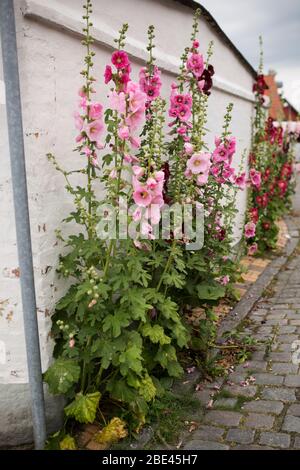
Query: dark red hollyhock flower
[
  {"left": 256, "top": 195, "right": 263, "bottom": 207},
  {"left": 253, "top": 74, "right": 268, "bottom": 95},
  {"left": 278, "top": 180, "right": 288, "bottom": 196},
  {"left": 216, "top": 228, "right": 226, "bottom": 241},
  {"left": 262, "top": 221, "right": 271, "bottom": 230},
  {"left": 162, "top": 162, "right": 172, "bottom": 204},
  {"left": 281, "top": 163, "right": 292, "bottom": 179},
  {"left": 262, "top": 193, "right": 269, "bottom": 207},
  {"left": 265, "top": 167, "right": 271, "bottom": 178},
  {"left": 249, "top": 207, "right": 259, "bottom": 224},
  {"left": 198, "top": 64, "right": 215, "bottom": 96},
  {"left": 248, "top": 153, "right": 256, "bottom": 165}
]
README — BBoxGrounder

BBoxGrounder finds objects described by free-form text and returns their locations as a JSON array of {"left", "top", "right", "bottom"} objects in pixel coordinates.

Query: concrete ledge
[
  {"left": 21, "top": 0, "right": 255, "bottom": 103},
  {"left": 0, "top": 383, "right": 64, "bottom": 448}
]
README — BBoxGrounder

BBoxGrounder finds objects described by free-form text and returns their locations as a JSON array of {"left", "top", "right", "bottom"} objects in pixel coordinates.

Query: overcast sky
[{"left": 198, "top": 0, "right": 300, "bottom": 110}]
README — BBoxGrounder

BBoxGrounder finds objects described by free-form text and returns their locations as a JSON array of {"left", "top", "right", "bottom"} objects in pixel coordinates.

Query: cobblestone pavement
[
  {"left": 183, "top": 179, "right": 300, "bottom": 451},
  {"left": 184, "top": 253, "right": 300, "bottom": 450}
]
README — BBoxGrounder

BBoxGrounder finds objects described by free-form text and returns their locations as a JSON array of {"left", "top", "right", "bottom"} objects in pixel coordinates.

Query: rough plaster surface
[
  {"left": 0, "top": 384, "right": 64, "bottom": 447},
  {"left": 0, "top": 0, "right": 254, "bottom": 445}
]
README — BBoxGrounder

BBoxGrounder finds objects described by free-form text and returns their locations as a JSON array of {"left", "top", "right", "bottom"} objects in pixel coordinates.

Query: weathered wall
[{"left": 0, "top": 0, "right": 254, "bottom": 446}]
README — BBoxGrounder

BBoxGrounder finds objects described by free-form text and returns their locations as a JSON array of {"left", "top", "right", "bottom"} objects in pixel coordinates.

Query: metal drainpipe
[{"left": 0, "top": 0, "right": 46, "bottom": 450}]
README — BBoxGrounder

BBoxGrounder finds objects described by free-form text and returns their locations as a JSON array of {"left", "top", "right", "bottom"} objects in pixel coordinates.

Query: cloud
[{"left": 198, "top": 0, "right": 300, "bottom": 109}]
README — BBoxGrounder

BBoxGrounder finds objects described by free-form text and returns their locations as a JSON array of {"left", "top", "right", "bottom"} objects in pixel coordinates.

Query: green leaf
[
  {"left": 64, "top": 392, "right": 101, "bottom": 424},
  {"left": 59, "top": 435, "right": 77, "bottom": 450},
  {"left": 196, "top": 283, "right": 226, "bottom": 300},
  {"left": 119, "top": 344, "right": 143, "bottom": 376},
  {"left": 141, "top": 324, "right": 171, "bottom": 345},
  {"left": 103, "top": 311, "right": 130, "bottom": 337},
  {"left": 44, "top": 358, "right": 80, "bottom": 395}
]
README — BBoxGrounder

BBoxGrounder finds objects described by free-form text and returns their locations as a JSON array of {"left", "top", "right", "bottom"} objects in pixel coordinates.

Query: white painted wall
[{"left": 0, "top": 0, "right": 254, "bottom": 444}]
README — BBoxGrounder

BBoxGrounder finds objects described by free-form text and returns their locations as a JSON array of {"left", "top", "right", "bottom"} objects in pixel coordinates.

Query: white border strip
[
  {"left": 21, "top": 0, "right": 255, "bottom": 103},
  {"left": 0, "top": 80, "right": 5, "bottom": 104}
]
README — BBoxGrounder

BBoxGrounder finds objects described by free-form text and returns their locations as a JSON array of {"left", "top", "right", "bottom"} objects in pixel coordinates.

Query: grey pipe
[{"left": 0, "top": 0, "right": 46, "bottom": 450}]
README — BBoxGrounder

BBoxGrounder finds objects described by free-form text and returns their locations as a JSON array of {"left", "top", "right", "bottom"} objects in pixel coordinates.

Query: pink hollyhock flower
[
  {"left": 69, "top": 338, "right": 75, "bottom": 348},
  {"left": 79, "top": 96, "right": 88, "bottom": 111},
  {"left": 235, "top": 172, "right": 246, "bottom": 188},
  {"left": 249, "top": 169, "right": 261, "bottom": 188},
  {"left": 132, "top": 166, "right": 144, "bottom": 178},
  {"left": 89, "top": 102, "right": 103, "bottom": 120},
  {"left": 184, "top": 168, "right": 193, "bottom": 179},
  {"left": 249, "top": 207, "right": 259, "bottom": 224},
  {"left": 118, "top": 125, "right": 130, "bottom": 140},
  {"left": 187, "top": 53, "right": 204, "bottom": 77},
  {"left": 111, "top": 50, "right": 129, "bottom": 70},
  {"left": 248, "top": 243, "right": 258, "bottom": 256},
  {"left": 132, "top": 207, "right": 142, "bottom": 222},
  {"left": 222, "top": 164, "right": 235, "bottom": 181},
  {"left": 244, "top": 221, "right": 256, "bottom": 239},
  {"left": 129, "top": 136, "right": 141, "bottom": 148},
  {"left": 146, "top": 177, "right": 158, "bottom": 190},
  {"left": 75, "top": 134, "right": 84, "bottom": 143},
  {"left": 177, "top": 104, "right": 192, "bottom": 122},
  {"left": 104, "top": 65, "right": 113, "bottom": 84},
  {"left": 127, "top": 81, "right": 147, "bottom": 114},
  {"left": 193, "top": 40, "right": 199, "bottom": 49},
  {"left": 74, "top": 112, "right": 83, "bottom": 131},
  {"left": 109, "top": 169, "right": 117, "bottom": 179},
  {"left": 197, "top": 80, "right": 205, "bottom": 91},
  {"left": 187, "top": 152, "right": 211, "bottom": 175},
  {"left": 213, "top": 144, "right": 229, "bottom": 163},
  {"left": 145, "top": 205, "right": 161, "bottom": 225},
  {"left": 155, "top": 170, "right": 165, "bottom": 182},
  {"left": 109, "top": 91, "right": 126, "bottom": 114},
  {"left": 219, "top": 275, "right": 230, "bottom": 285},
  {"left": 227, "top": 136, "right": 236, "bottom": 157},
  {"left": 95, "top": 141, "right": 104, "bottom": 150},
  {"left": 82, "top": 146, "right": 92, "bottom": 156},
  {"left": 184, "top": 142, "right": 194, "bottom": 154},
  {"left": 197, "top": 172, "right": 209, "bottom": 186},
  {"left": 78, "top": 87, "right": 86, "bottom": 98},
  {"left": 133, "top": 185, "right": 152, "bottom": 207},
  {"left": 215, "top": 136, "right": 222, "bottom": 147},
  {"left": 211, "top": 165, "right": 221, "bottom": 177},
  {"left": 177, "top": 126, "right": 187, "bottom": 135},
  {"left": 85, "top": 119, "right": 104, "bottom": 142}
]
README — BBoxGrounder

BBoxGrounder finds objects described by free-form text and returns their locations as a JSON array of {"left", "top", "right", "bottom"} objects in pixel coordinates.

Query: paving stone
[
  {"left": 226, "top": 428, "right": 255, "bottom": 444},
  {"left": 195, "top": 389, "right": 214, "bottom": 405},
  {"left": 192, "top": 425, "right": 225, "bottom": 442},
  {"left": 233, "top": 444, "right": 274, "bottom": 450},
  {"left": 269, "top": 363, "right": 298, "bottom": 374},
  {"left": 270, "top": 352, "right": 294, "bottom": 362},
  {"left": 286, "top": 312, "right": 300, "bottom": 319},
  {"left": 244, "top": 413, "right": 275, "bottom": 430},
  {"left": 285, "top": 375, "right": 300, "bottom": 387},
  {"left": 242, "top": 400, "right": 284, "bottom": 415},
  {"left": 276, "top": 343, "right": 293, "bottom": 352},
  {"left": 214, "top": 398, "right": 238, "bottom": 410},
  {"left": 223, "top": 384, "right": 257, "bottom": 398},
  {"left": 227, "top": 371, "right": 248, "bottom": 384},
  {"left": 278, "top": 326, "right": 297, "bottom": 334},
  {"left": 184, "top": 440, "right": 229, "bottom": 450},
  {"left": 294, "top": 437, "right": 300, "bottom": 449},
  {"left": 204, "top": 410, "right": 242, "bottom": 427},
  {"left": 277, "top": 334, "right": 299, "bottom": 343},
  {"left": 259, "top": 432, "right": 290, "bottom": 449},
  {"left": 290, "top": 320, "right": 300, "bottom": 326},
  {"left": 253, "top": 373, "right": 284, "bottom": 385},
  {"left": 282, "top": 415, "right": 300, "bottom": 433},
  {"left": 236, "top": 361, "right": 267, "bottom": 372},
  {"left": 251, "top": 351, "right": 266, "bottom": 361},
  {"left": 261, "top": 387, "right": 297, "bottom": 402},
  {"left": 267, "top": 313, "right": 287, "bottom": 320},
  {"left": 287, "top": 404, "right": 300, "bottom": 417}
]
